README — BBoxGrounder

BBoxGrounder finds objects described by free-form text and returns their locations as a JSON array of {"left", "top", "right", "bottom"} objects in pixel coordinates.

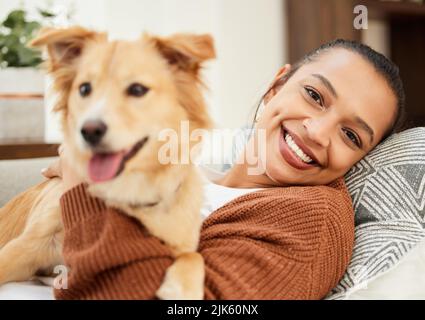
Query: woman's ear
[{"left": 263, "top": 64, "right": 291, "bottom": 104}]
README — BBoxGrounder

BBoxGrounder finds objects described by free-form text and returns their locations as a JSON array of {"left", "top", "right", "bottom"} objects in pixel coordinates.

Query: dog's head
[{"left": 31, "top": 26, "right": 215, "bottom": 183}]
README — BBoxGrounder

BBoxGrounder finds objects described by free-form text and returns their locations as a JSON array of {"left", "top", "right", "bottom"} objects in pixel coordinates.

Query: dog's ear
[
  {"left": 150, "top": 33, "right": 215, "bottom": 73},
  {"left": 30, "top": 27, "right": 104, "bottom": 117},
  {"left": 30, "top": 26, "right": 103, "bottom": 67}
]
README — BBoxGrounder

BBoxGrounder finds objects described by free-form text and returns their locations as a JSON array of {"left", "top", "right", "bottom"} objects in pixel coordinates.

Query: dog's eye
[
  {"left": 127, "top": 83, "right": 149, "bottom": 97},
  {"left": 79, "top": 82, "right": 92, "bottom": 97}
]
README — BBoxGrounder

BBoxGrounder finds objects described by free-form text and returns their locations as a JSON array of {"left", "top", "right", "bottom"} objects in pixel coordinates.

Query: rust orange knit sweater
[{"left": 54, "top": 176, "right": 354, "bottom": 300}]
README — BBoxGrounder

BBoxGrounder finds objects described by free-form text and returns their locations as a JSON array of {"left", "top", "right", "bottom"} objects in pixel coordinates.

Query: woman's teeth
[{"left": 284, "top": 132, "right": 314, "bottom": 164}]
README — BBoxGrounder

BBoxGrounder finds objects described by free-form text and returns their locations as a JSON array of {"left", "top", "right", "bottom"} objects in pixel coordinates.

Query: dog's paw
[
  {"left": 156, "top": 272, "right": 203, "bottom": 300},
  {"left": 156, "top": 275, "right": 184, "bottom": 300},
  {"left": 156, "top": 252, "right": 204, "bottom": 300}
]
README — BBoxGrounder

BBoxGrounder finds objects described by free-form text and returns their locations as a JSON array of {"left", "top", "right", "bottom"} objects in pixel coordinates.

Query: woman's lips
[{"left": 278, "top": 127, "right": 319, "bottom": 170}]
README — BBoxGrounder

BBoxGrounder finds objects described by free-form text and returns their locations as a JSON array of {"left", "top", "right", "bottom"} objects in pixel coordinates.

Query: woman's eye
[
  {"left": 79, "top": 82, "right": 92, "bottom": 97},
  {"left": 343, "top": 128, "right": 361, "bottom": 148},
  {"left": 305, "top": 87, "right": 323, "bottom": 106},
  {"left": 127, "top": 83, "right": 149, "bottom": 97}
]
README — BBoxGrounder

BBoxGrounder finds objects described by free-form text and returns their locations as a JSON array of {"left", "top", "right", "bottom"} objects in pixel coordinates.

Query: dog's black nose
[{"left": 81, "top": 120, "right": 107, "bottom": 147}]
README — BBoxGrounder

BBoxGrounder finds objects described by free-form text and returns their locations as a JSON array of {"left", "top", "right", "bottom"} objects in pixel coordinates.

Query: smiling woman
[{"left": 219, "top": 39, "right": 407, "bottom": 188}]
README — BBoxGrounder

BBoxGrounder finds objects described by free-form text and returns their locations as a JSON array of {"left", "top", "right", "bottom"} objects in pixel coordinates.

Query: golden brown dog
[{"left": 0, "top": 26, "right": 215, "bottom": 299}]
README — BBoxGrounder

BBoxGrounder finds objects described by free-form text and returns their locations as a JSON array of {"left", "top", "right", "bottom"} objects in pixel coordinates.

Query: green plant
[{"left": 0, "top": 8, "right": 56, "bottom": 68}]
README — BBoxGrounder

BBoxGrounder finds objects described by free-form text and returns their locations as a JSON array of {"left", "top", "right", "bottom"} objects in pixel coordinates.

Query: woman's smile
[{"left": 279, "top": 126, "right": 321, "bottom": 170}]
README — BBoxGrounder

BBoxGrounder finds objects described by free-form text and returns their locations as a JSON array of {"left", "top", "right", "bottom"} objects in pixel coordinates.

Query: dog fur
[{"left": 0, "top": 26, "right": 215, "bottom": 299}]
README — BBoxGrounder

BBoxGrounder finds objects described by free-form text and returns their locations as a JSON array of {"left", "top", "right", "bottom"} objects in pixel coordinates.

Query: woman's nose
[{"left": 302, "top": 117, "right": 332, "bottom": 148}]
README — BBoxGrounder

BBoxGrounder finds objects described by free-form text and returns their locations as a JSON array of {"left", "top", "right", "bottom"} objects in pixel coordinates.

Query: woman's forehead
[{"left": 294, "top": 49, "right": 377, "bottom": 81}]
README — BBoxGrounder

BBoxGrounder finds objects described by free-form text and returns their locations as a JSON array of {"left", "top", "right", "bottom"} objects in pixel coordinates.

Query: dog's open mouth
[{"left": 88, "top": 136, "right": 149, "bottom": 183}]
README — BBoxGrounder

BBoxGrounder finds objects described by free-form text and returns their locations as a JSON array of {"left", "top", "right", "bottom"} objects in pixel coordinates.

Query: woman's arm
[
  {"left": 55, "top": 184, "right": 173, "bottom": 299},
  {"left": 54, "top": 180, "right": 354, "bottom": 300}
]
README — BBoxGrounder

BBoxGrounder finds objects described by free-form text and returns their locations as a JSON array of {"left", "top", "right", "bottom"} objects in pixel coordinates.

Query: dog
[{"left": 0, "top": 26, "right": 215, "bottom": 299}]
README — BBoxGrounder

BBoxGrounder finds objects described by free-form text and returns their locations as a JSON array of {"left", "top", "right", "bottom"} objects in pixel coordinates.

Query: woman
[{"left": 44, "top": 39, "right": 406, "bottom": 299}]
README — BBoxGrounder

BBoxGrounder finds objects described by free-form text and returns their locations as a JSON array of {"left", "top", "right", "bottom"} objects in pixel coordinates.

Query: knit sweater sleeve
[
  {"left": 200, "top": 180, "right": 355, "bottom": 299},
  {"left": 54, "top": 179, "right": 354, "bottom": 300}
]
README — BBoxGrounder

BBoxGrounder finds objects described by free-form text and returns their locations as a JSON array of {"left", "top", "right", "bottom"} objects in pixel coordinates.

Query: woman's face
[{"left": 255, "top": 48, "right": 397, "bottom": 186}]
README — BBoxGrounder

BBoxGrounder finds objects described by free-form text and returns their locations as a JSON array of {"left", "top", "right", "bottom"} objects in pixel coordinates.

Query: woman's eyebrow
[
  {"left": 311, "top": 73, "right": 338, "bottom": 99},
  {"left": 354, "top": 115, "right": 375, "bottom": 146}
]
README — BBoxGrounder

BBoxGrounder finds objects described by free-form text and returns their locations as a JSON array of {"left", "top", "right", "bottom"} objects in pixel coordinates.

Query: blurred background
[{"left": 0, "top": 0, "right": 424, "bottom": 159}]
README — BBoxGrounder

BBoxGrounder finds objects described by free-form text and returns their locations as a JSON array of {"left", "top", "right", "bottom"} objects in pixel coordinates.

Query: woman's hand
[{"left": 41, "top": 146, "right": 86, "bottom": 191}]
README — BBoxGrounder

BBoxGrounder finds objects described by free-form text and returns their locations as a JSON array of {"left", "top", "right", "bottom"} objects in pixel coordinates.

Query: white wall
[
  {"left": 362, "top": 18, "right": 390, "bottom": 58},
  {"left": 90, "top": 0, "right": 286, "bottom": 130},
  {"left": 1, "top": 0, "right": 287, "bottom": 140}
]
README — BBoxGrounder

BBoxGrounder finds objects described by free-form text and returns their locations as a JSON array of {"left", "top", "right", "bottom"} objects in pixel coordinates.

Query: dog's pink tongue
[{"left": 89, "top": 152, "right": 125, "bottom": 183}]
